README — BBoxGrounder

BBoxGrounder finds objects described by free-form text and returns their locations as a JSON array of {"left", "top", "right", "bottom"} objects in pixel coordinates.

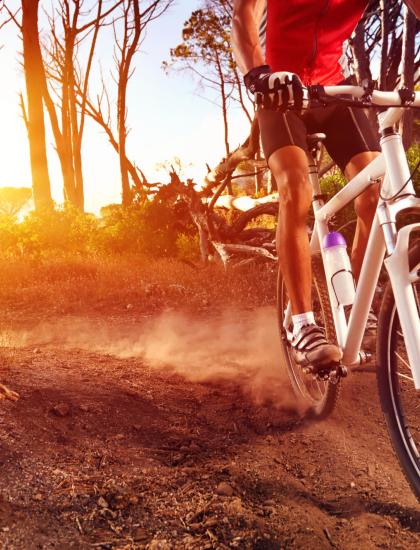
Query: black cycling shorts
[{"left": 258, "top": 102, "right": 380, "bottom": 173}]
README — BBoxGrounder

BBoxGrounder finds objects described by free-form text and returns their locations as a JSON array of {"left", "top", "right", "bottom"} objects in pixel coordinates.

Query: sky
[{"left": 0, "top": 0, "right": 251, "bottom": 213}]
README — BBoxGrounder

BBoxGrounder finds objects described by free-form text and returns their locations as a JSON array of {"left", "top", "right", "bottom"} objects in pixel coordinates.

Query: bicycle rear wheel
[
  {"left": 277, "top": 253, "right": 341, "bottom": 419},
  {"left": 377, "top": 242, "right": 420, "bottom": 500}
]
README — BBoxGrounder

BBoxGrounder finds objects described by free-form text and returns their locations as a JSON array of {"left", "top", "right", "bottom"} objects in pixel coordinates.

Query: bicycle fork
[{"left": 374, "top": 126, "right": 420, "bottom": 389}]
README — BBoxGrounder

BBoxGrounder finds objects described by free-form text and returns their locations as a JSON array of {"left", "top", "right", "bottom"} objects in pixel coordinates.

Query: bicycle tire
[
  {"left": 277, "top": 253, "right": 341, "bottom": 419},
  {"left": 377, "top": 242, "right": 420, "bottom": 501}
]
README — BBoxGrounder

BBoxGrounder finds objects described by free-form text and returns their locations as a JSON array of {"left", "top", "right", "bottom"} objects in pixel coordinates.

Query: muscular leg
[
  {"left": 269, "top": 145, "right": 312, "bottom": 314},
  {"left": 344, "top": 151, "right": 380, "bottom": 280}
]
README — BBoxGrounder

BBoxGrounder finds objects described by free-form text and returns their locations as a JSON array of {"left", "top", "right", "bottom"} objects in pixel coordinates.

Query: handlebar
[{"left": 305, "top": 85, "right": 420, "bottom": 109}]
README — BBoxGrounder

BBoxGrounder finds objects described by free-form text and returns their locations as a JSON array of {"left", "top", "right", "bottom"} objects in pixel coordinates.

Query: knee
[
  {"left": 354, "top": 185, "right": 379, "bottom": 220},
  {"left": 276, "top": 168, "right": 311, "bottom": 217}
]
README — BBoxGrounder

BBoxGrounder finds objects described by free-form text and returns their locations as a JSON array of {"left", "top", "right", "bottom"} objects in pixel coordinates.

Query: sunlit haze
[{"left": 0, "top": 0, "right": 252, "bottom": 213}]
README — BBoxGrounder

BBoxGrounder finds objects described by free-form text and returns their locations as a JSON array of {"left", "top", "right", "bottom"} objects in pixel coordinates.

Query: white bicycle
[{"left": 276, "top": 85, "right": 420, "bottom": 499}]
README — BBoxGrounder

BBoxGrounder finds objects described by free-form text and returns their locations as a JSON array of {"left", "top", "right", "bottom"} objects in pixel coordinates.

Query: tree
[
  {"left": 399, "top": 5, "right": 417, "bottom": 147},
  {"left": 165, "top": 0, "right": 252, "bottom": 160},
  {"left": 77, "top": 0, "right": 172, "bottom": 206},
  {"left": 11, "top": 1, "right": 53, "bottom": 210},
  {"left": 348, "top": 0, "right": 419, "bottom": 146},
  {"left": 43, "top": 0, "right": 124, "bottom": 211},
  {"left": 348, "top": 0, "right": 420, "bottom": 91},
  {"left": 114, "top": 0, "right": 172, "bottom": 205}
]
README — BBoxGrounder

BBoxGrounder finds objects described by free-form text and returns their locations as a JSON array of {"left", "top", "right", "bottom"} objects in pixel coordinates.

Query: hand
[{"left": 244, "top": 65, "right": 306, "bottom": 111}]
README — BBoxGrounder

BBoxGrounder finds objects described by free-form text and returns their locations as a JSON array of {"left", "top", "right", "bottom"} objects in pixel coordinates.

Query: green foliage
[
  {"left": 319, "top": 169, "right": 356, "bottom": 243},
  {"left": 407, "top": 143, "right": 420, "bottom": 195},
  {"left": 0, "top": 195, "right": 197, "bottom": 260},
  {"left": 176, "top": 233, "right": 200, "bottom": 262},
  {"left": 98, "top": 200, "right": 183, "bottom": 256},
  {"left": 0, "top": 187, "right": 32, "bottom": 216},
  {"left": 320, "top": 170, "right": 346, "bottom": 195},
  {"left": 9, "top": 205, "right": 99, "bottom": 257},
  {"left": 168, "top": 7, "right": 232, "bottom": 70}
]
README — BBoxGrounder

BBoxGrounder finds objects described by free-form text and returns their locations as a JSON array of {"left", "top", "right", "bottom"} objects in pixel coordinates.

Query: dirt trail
[{"left": 0, "top": 309, "right": 419, "bottom": 549}]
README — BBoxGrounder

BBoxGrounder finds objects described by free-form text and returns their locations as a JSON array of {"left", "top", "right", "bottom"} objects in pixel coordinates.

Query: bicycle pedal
[{"left": 313, "top": 364, "right": 347, "bottom": 382}]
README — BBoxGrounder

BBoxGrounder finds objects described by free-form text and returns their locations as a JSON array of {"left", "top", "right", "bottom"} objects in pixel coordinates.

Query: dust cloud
[{"left": 10, "top": 307, "right": 297, "bottom": 407}]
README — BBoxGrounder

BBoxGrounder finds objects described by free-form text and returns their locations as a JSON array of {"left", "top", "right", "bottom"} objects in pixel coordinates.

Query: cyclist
[{"left": 232, "top": 0, "right": 420, "bottom": 372}]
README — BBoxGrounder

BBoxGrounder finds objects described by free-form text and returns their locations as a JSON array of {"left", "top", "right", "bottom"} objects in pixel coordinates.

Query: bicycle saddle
[{"left": 307, "top": 133, "right": 326, "bottom": 149}]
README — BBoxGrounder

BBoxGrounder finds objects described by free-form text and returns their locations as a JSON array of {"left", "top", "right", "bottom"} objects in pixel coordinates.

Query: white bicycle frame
[{"left": 283, "top": 86, "right": 420, "bottom": 387}]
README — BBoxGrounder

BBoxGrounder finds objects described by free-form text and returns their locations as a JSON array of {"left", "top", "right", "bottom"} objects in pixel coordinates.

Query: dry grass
[{"left": 0, "top": 254, "right": 276, "bottom": 321}]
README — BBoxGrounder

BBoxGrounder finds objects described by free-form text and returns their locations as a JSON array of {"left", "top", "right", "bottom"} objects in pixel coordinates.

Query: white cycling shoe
[{"left": 290, "top": 323, "right": 342, "bottom": 374}]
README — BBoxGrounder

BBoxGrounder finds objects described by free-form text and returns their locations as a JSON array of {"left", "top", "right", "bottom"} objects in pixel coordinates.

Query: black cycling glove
[{"left": 244, "top": 65, "right": 306, "bottom": 112}]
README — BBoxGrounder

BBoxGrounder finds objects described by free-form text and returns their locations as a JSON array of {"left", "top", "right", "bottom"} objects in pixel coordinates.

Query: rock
[
  {"left": 79, "top": 404, "right": 89, "bottom": 412},
  {"left": 226, "top": 497, "right": 244, "bottom": 515},
  {"left": 126, "top": 303, "right": 134, "bottom": 310},
  {"left": 350, "top": 481, "right": 356, "bottom": 489},
  {"left": 188, "top": 522, "right": 202, "bottom": 532},
  {"left": 254, "top": 516, "right": 265, "bottom": 531},
  {"left": 148, "top": 539, "right": 171, "bottom": 550},
  {"left": 51, "top": 403, "right": 71, "bottom": 417},
  {"left": 97, "top": 496, "right": 108, "bottom": 508},
  {"left": 215, "top": 481, "right": 234, "bottom": 497},
  {"left": 129, "top": 495, "right": 139, "bottom": 505},
  {"left": 33, "top": 493, "right": 43, "bottom": 501},
  {"left": 133, "top": 527, "right": 148, "bottom": 542},
  {"left": 33, "top": 348, "right": 41, "bottom": 354},
  {"left": 203, "top": 518, "right": 218, "bottom": 528},
  {"left": 367, "top": 463, "right": 375, "bottom": 477}
]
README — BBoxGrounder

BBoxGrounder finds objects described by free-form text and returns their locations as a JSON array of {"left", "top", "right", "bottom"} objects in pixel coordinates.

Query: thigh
[
  {"left": 257, "top": 108, "right": 309, "bottom": 163},
  {"left": 320, "top": 105, "right": 380, "bottom": 173}
]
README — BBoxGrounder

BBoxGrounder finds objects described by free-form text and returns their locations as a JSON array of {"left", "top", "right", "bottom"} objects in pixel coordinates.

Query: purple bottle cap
[{"left": 323, "top": 231, "right": 347, "bottom": 249}]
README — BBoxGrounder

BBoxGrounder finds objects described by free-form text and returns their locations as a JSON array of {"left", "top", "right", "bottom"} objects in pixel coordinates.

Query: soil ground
[{"left": 0, "top": 260, "right": 418, "bottom": 549}]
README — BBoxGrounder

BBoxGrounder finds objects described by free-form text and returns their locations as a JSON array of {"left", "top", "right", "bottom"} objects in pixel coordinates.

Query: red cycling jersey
[{"left": 264, "top": 0, "right": 368, "bottom": 85}]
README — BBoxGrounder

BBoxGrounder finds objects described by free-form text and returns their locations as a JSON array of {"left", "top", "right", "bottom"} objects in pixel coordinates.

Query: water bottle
[{"left": 322, "top": 231, "right": 355, "bottom": 307}]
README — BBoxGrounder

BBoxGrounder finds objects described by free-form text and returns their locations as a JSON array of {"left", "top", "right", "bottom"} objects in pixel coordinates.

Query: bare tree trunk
[
  {"left": 215, "top": 51, "right": 230, "bottom": 157},
  {"left": 61, "top": 28, "right": 77, "bottom": 204},
  {"left": 254, "top": 148, "right": 263, "bottom": 194},
  {"left": 69, "top": 61, "right": 85, "bottom": 209},
  {"left": 379, "top": 0, "right": 390, "bottom": 90},
  {"left": 399, "top": 5, "right": 416, "bottom": 149},
  {"left": 116, "top": 0, "right": 142, "bottom": 206},
  {"left": 231, "top": 60, "right": 252, "bottom": 123},
  {"left": 118, "top": 87, "right": 131, "bottom": 205},
  {"left": 21, "top": 0, "right": 53, "bottom": 210},
  {"left": 43, "top": 0, "right": 113, "bottom": 210},
  {"left": 350, "top": 19, "right": 377, "bottom": 133},
  {"left": 214, "top": 51, "right": 232, "bottom": 193},
  {"left": 350, "top": 20, "right": 372, "bottom": 83}
]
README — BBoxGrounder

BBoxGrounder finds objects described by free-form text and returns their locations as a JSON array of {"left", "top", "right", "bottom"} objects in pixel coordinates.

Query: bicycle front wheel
[
  {"left": 277, "top": 253, "right": 341, "bottom": 419},
  {"left": 377, "top": 242, "right": 420, "bottom": 501}
]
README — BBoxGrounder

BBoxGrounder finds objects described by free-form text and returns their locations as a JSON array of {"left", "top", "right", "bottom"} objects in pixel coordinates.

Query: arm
[
  {"left": 231, "top": 0, "right": 266, "bottom": 74},
  {"left": 403, "top": 0, "right": 420, "bottom": 18}
]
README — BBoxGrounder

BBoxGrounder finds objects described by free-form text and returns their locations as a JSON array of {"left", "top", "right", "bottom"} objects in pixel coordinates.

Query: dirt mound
[{"left": 0, "top": 311, "right": 418, "bottom": 548}]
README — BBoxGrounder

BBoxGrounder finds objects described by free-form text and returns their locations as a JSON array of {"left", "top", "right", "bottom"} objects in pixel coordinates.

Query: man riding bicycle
[{"left": 232, "top": 0, "right": 420, "bottom": 373}]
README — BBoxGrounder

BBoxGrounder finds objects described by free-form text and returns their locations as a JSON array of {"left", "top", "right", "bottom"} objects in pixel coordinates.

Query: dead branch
[{"left": 204, "top": 115, "right": 260, "bottom": 190}]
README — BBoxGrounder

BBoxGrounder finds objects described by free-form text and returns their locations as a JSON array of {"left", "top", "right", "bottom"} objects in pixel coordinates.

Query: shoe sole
[{"left": 292, "top": 345, "right": 342, "bottom": 371}]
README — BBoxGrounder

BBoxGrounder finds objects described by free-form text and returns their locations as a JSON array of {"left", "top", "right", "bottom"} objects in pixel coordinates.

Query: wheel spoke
[
  {"left": 397, "top": 371, "right": 414, "bottom": 382},
  {"left": 395, "top": 351, "right": 413, "bottom": 372}
]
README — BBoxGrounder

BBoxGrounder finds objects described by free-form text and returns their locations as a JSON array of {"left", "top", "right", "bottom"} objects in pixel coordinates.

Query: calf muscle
[{"left": 269, "top": 147, "right": 312, "bottom": 313}]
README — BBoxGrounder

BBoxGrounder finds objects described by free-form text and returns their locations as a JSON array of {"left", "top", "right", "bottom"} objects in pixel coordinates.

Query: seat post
[{"left": 306, "top": 133, "right": 326, "bottom": 197}]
